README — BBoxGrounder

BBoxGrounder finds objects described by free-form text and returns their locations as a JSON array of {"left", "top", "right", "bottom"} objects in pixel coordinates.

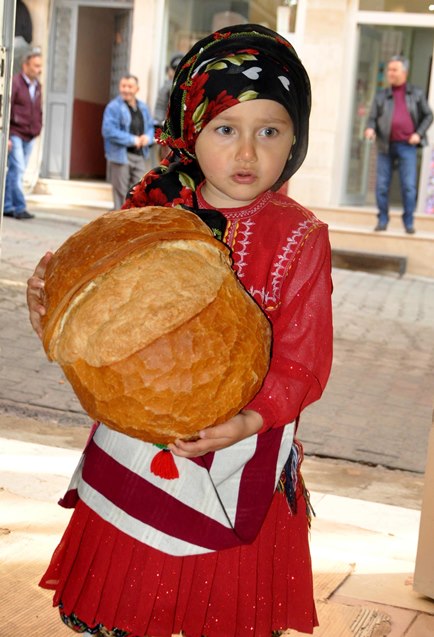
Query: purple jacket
[{"left": 9, "top": 73, "right": 43, "bottom": 141}]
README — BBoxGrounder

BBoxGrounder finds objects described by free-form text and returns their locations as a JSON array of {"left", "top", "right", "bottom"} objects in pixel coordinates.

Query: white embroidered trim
[
  {"left": 232, "top": 218, "right": 255, "bottom": 279},
  {"left": 247, "top": 219, "right": 313, "bottom": 306}
]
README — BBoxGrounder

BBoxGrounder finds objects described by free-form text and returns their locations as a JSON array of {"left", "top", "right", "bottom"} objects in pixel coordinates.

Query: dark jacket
[
  {"left": 153, "top": 79, "right": 171, "bottom": 127},
  {"left": 9, "top": 73, "right": 43, "bottom": 141},
  {"left": 366, "top": 83, "right": 433, "bottom": 154}
]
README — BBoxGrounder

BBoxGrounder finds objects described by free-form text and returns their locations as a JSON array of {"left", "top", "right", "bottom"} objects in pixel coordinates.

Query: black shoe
[
  {"left": 405, "top": 226, "right": 415, "bottom": 234},
  {"left": 3, "top": 210, "right": 14, "bottom": 217},
  {"left": 374, "top": 223, "right": 387, "bottom": 231},
  {"left": 14, "top": 210, "right": 34, "bottom": 219}
]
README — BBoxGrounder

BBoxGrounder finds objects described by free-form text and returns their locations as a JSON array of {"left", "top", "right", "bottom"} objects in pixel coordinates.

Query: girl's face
[{"left": 195, "top": 99, "right": 294, "bottom": 209}]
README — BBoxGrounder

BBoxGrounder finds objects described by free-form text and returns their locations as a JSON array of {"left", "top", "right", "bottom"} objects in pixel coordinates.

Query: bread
[{"left": 42, "top": 206, "right": 271, "bottom": 444}]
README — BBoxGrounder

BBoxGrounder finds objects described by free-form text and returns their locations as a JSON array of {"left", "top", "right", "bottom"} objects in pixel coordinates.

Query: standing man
[
  {"left": 102, "top": 75, "right": 154, "bottom": 210},
  {"left": 4, "top": 48, "right": 43, "bottom": 220},
  {"left": 153, "top": 54, "right": 182, "bottom": 128},
  {"left": 365, "top": 55, "right": 433, "bottom": 234}
]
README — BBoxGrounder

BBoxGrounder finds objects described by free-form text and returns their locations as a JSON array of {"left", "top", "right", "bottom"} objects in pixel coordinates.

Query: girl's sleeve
[{"left": 245, "top": 224, "right": 333, "bottom": 431}]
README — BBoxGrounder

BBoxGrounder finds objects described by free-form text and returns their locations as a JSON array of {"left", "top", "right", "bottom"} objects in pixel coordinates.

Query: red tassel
[{"left": 150, "top": 449, "right": 179, "bottom": 480}]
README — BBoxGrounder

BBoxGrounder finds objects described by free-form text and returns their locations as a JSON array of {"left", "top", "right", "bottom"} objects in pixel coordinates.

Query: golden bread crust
[{"left": 42, "top": 206, "right": 271, "bottom": 443}]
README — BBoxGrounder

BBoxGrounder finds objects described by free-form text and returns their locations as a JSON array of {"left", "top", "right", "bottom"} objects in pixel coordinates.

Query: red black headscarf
[{"left": 124, "top": 23, "right": 311, "bottom": 212}]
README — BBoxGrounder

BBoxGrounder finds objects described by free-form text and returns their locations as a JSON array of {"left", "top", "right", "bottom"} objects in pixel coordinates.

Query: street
[{"left": 1, "top": 209, "right": 433, "bottom": 476}]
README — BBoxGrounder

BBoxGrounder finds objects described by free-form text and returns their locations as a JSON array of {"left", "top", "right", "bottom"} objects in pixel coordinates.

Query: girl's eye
[
  {"left": 260, "top": 127, "right": 278, "bottom": 137},
  {"left": 216, "top": 125, "right": 233, "bottom": 135}
]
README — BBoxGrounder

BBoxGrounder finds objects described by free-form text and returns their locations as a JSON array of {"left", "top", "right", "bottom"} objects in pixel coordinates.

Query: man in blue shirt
[{"left": 102, "top": 75, "right": 154, "bottom": 210}]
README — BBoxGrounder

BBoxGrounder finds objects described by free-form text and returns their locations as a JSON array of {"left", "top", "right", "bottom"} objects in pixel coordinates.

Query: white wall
[
  {"left": 289, "top": 0, "right": 354, "bottom": 208},
  {"left": 130, "top": 0, "right": 164, "bottom": 108}
]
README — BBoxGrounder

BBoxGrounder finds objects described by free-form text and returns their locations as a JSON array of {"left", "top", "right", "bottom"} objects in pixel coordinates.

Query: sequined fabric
[
  {"left": 41, "top": 486, "right": 317, "bottom": 636},
  {"left": 40, "top": 191, "right": 331, "bottom": 637}
]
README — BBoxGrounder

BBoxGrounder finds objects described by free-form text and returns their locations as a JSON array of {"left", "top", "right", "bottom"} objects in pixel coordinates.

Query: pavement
[{"left": 1, "top": 199, "right": 434, "bottom": 636}]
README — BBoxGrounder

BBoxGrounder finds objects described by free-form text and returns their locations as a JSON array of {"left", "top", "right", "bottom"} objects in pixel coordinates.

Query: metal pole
[{"left": 0, "top": 0, "right": 16, "bottom": 224}]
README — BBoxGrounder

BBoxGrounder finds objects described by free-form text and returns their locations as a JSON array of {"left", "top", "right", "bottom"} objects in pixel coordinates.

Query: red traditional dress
[{"left": 40, "top": 187, "right": 333, "bottom": 637}]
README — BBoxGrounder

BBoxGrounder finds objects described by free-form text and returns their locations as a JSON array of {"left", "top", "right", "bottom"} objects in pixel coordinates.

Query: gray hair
[
  {"left": 389, "top": 55, "right": 409, "bottom": 73},
  {"left": 120, "top": 74, "right": 139, "bottom": 84},
  {"left": 21, "top": 46, "right": 42, "bottom": 65}
]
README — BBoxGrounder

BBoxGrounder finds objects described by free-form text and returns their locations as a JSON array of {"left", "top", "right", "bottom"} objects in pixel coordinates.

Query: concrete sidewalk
[{"left": 1, "top": 423, "right": 434, "bottom": 637}]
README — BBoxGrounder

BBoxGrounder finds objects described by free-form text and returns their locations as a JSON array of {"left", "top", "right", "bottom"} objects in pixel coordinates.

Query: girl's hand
[
  {"left": 167, "top": 409, "right": 263, "bottom": 458},
  {"left": 26, "top": 251, "right": 53, "bottom": 339}
]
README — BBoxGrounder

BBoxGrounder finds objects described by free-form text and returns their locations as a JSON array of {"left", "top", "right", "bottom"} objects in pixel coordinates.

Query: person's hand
[
  {"left": 7, "top": 139, "right": 12, "bottom": 152},
  {"left": 167, "top": 409, "right": 263, "bottom": 458},
  {"left": 137, "top": 134, "right": 149, "bottom": 147},
  {"left": 409, "top": 132, "right": 421, "bottom": 145},
  {"left": 364, "top": 128, "right": 376, "bottom": 141},
  {"left": 27, "top": 251, "right": 53, "bottom": 339}
]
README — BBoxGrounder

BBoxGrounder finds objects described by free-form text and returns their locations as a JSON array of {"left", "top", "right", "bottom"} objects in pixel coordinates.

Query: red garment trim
[{"left": 81, "top": 427, "right": 284, "bottom": 550}]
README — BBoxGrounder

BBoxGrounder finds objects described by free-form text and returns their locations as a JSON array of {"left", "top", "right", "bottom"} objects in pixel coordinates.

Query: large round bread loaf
[{"left": 41, "top": 206, "right": 271, "bottom": 444}]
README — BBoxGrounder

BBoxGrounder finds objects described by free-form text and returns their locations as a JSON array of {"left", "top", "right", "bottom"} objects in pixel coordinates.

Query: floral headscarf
[{"left": 124, "top": 23, "right": 311, "bottom": 211}]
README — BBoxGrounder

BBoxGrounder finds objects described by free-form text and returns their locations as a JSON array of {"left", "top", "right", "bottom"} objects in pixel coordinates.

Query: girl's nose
[{"left": 235, "top": 136, "right": 257, "bottom": 163}]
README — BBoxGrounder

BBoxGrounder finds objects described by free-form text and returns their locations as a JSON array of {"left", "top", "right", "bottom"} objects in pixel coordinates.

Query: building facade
[{"left": 16, "top": 0, "right": 434, "bottom": 213}]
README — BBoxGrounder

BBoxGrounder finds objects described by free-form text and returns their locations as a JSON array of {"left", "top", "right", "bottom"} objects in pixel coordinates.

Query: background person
[
  {"left": 153, "top": 53, "right": 183, "bottom": 160},
  {"left": 153, "top": 53, "right": 183, "bottom": 127},
  {"left": 4, "top": 48, "right": 43, "bottom": 220},
  {"left": 364, "top": 55, "right": 433, "bottom": 234},
  {"left": 102, "top": 74, "right": 154, "bottom": 210}
]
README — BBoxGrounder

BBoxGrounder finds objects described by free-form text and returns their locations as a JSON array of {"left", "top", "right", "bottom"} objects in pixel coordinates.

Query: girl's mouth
[{"left": 232, "top": 172, "right": 256, "bottom": 184}]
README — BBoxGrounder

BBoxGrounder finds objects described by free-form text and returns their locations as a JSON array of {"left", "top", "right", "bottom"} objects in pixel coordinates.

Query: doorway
[
  {"left": 343, "top": 24, "right": 434, "bottom": 207},
  {"left": 42, "top": 1, "right": 133, "bottom": 181}
]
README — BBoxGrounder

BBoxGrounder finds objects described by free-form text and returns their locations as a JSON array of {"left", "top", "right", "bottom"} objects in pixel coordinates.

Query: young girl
[{"left": 27, "top": 24, "right": 333, "bottom": 637}]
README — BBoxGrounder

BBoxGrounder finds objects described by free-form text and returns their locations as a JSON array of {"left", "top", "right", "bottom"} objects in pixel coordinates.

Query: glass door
[
  {"left": 42, "top": 2, "right": 78, "bottom": 179},
  {"left": 343, "top": 23, "right": 434, "bottom": 207},
  {"left": 343, "top": 25, "right": 381, "bottom": 205}
]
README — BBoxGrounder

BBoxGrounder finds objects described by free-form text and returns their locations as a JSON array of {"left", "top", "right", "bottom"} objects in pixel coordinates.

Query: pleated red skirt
[{"left": 40, "top": 489, "right": 317, "bottom": 636}]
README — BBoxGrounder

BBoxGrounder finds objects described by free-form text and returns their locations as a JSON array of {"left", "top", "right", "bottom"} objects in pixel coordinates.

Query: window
[
  {"left": 166, "top": 0, "right": 284, "bottom": 60},
  {"left": 359, "top": 0, "right": 433, "bottom": 13}
]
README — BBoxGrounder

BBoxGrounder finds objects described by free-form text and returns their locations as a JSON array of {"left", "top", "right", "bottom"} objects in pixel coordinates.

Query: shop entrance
[
  {"left": 343, "top": 24, "right": 434, "bottom": 207},
  {"left": 41, "top": 0, "right": 133, "bottom": 180}
]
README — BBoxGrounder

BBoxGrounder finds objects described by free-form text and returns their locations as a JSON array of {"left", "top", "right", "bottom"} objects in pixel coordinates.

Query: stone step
[
  {"left": 30, "top": 178, "right": 113, "bottom": 208},
  {"left": 310, "top": 206, "right": 434, "bottom": 278},
  {"left": 313, "top": 205, "right": 434, "bottom": 234},
  {"left": 331, "top": 248, "right": 407, "bottom": 278}
]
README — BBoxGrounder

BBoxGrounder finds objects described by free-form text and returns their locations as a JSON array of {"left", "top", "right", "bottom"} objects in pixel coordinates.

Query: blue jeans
[
  {"left": 376, "top": 142, "right": 417, "bottom": 229},
  {"left": 4, "top": 135, "right": 34, "bottom": 213}
]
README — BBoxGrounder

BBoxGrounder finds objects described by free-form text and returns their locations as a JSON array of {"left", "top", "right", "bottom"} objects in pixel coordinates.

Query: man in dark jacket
[
  {"left": 4, "top": 48, "right": 43, "bottom": 220},
  {"left": 365, "top": 55, "right": 433, "bottom": 234}
]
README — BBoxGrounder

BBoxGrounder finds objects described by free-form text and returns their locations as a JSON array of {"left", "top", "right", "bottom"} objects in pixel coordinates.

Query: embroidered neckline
[{"left": 196, "top": 186, "right": 274, "bottom": 220}]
